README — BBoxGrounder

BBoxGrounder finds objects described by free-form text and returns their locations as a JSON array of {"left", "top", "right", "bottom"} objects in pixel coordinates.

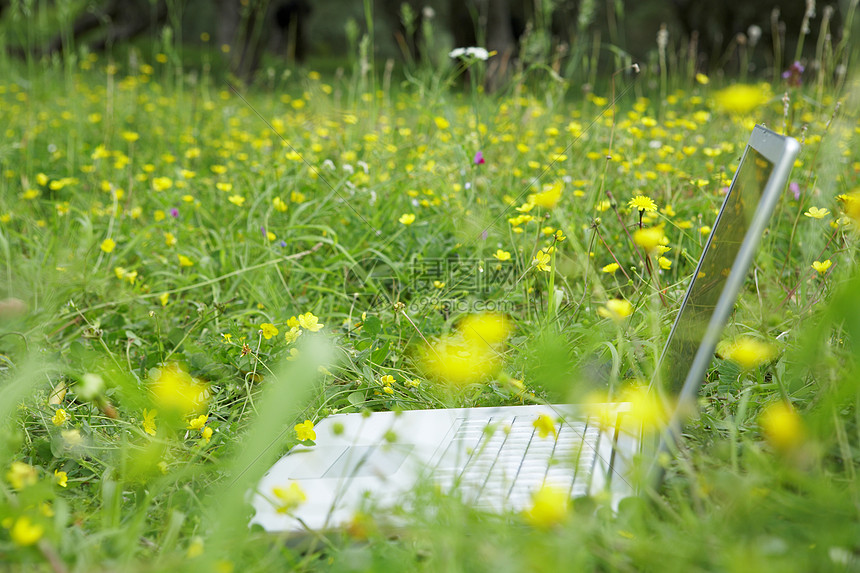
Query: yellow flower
[
  {"left": 284, "top": 326, "right": 302, "bottom": 344},
  {"left": 121, "top": 130, "right": 140, "bottom": 143},
  {"left": 419, "top": 334, "right": 500, "bottom": 386},
  {"left": 54, "top": 469, "right": 68, "bottom": 487},
  {"left": 618, "top": 385, "right": 667, "bottom": 429},
  {"left": 632, "top": 227, "right": 665, "bottom": 253},
  {"left": 459, "top": 313, "right": 512, "bottom": 345},
  {"left": 759, "top": 401, "right": 804, "bottom": 451},
  {"left": 601, "top": 263, "right": 619, "bottom": 274},
  {"left": 177, "top": 254, "right": 194, "bottom": 267},
  {"left": 533, "top": 414, "right": 557, "bottom": 438},
  {"left": 164, "top": 232, "right": 177, "bottom": 247},
  {"left": 529, "top": 182, "right": 563, "bottom": 209},
  {"left": 399, "top": 213, "right": 416, "bottom": 225},
  {"left": 6, "top": 461, "right": 37, "bottom": 490},
  {"left": 597, "top": 299, "right": 633, "bottom": 321},
  {"left": 273, "top": 197, "right": 288, "bottom": 212},
  {"left": 837, "top": 191, "right": 860, "bottom": 223},
  {"left": 295, "top": 420, "right": 316, "bottom": 441},
  {"left": 201, "top": 426, "right": 213, "bottom": 443},
  {"left": 187, "top": 414, "right": 208, "bottom": 430},
  {"left": 187, "top": 536, "right": 205, "bottom": 558},
  {"left": 100, "top": 238, "right": 116, "bottom": 253},
  {"left": 228, "top": 195, "right": 246, "bottom": 206},
  {"left": 380, "top": 375, "right": 395, "bottom": 386},
  {"left": 493, "top": 249, "right": 511, "bottom": 261},
  {"left": 803, "top": 206, "right": 829, "bottom": 219},
  {"left": 523, "top": 485, "right": 569, "bottom": 529},
  {"left": 272, "top": 482, "right": 307, "bottom": 514},
  {"left": 298, "top": 312, "right": 324, "bottom": 332},
  {"left": 152, "top": 176, "right": 172, "bottom": 191},
  {"left": 718, "top": 337, "right": 777, "bottom": 370},
  {"left": 658, "top": 256, "right": 672, "bottom": 270},
  {"left": 532, "top": 250, "right": 551, "bottom": 272},
  {"left": 159, "top": 293, "right": 169, "bottom": 307},
  {"left": 516, "top": 202, "right": 534, "bottom": 213},
  {"left": 695, "top": 73, "right": 709, "bottom": 85},
  {"left": 628, "top": 195, "right": 657, "bottom": 212},
  {"left": 260, "top": 323, "right": 279, "bottom": 339},
  {"left": 811, "top": 260, "right": 832, "bottom": 275},
  {"left": 52, "top": 408, "right": 69, "bottom": 426},
  {"left": 10, "top": 516, "right": 43, "bottom": 547},
  {"left": 142, "top": 408, "right": 157, "bottom": 436},
  {"left": 433, "top": 116, "right": 449, "bottom": 130},
  {"left": 149, "top": 364, "right": 209, "bottom": 416},
  {"left": 713, "top": 84, "right": 770, "bottom": 115}
]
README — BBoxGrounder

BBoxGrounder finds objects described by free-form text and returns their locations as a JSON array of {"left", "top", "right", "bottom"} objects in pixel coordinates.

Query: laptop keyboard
[{"left": 433, "top": 414, "right": 602, "bottom": 510}]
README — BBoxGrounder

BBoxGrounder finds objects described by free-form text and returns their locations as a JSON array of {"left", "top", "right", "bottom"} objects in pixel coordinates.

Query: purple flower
[
  {"left": 261, "top": 226, "right": 267, "bottom": 237},
  {"left": 789, "top": 181, "right": 801, "bottom": 200},
  {"left": 280, "top": 241, "right": 287, "bottom": 247},
  {"left": 782, "top": 61, "right": 804, "bottom": 86},
  {"left": 474, "top": 150, "right": 485, "bottom": 165},
  {"left": 170, "top": 208, "right": 179, "bottom": 218}
]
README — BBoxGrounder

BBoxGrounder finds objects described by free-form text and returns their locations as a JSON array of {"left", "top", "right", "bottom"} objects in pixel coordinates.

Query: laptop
[{"left": 250, "top": 125, "right": 800, "bottom": 532}]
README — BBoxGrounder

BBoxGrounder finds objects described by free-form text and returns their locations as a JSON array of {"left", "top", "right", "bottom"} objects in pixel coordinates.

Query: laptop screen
[{"left": 660, "top": 147, "right": 774, "bottom": 394}]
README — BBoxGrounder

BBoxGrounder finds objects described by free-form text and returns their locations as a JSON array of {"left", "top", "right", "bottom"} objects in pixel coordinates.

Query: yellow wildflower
[
  {"left": 459, "top": 313, "right": 512, "bottom": 345},
  {"left": 100, "top": 238, "right": 116, "bottom": 253},
  {"left": 523, "top": 485, "right": 569, "bottom": 529},
  {"left": 433, "top": 116, "right": 449, "bottom": 130},
  {"left": 149, "top": 363, "right": 209, "bottom": 415},
  {"left": 598, "top": 299, "right": 633, "bottom": 321},
  {"left": 398, "top": 213, "right": 416, "bottom": 225},
  {"left": 812, "top": 260, "right": 832, "bottom": 275},
  {"left": 633, "top": 227, "right": 665, "bottom": 253},
  {"left": 6, "top": 461, "right": 38, "bottom": 490},
  {"left": 760, "top": 401, "right": 804, "bottom": 451},
  {"left": 10, "top": 516, "right": 43, "bottom": 547},
  {"left": 493, "top": 249, "right": 511, "bottom": 261},
  {"left": 533, "top": 250, "right": 551, "bottom": 272},
  {"left": 52, "top": 408, "right": 69, "bottom": 426},
  {"left": 272, "top": 482, "right": 307, "bottom": 513},
  {"left": 143, "top": 408, "right": 157, "bottom": 436},
  {"left": 602, "top": 263, "right": 619, "bottom": 274},
  {"left": 628, "top": 195, "right": 657, "bottom": 212},
  {"left": 533, "top": 414, "right": 557, "bottom": 438},
  {"left": 713, "top": 84, "right": 769, "bottom": 115},
  {"left": 298, "top": 312, "right": 324, "bottom": 332},
  {"left": 718, "top": 337, "right": 777, "bottom": 370},
  {"left": 259, "top": 323, "right": 279, "bottom": 339},
  {"left": 54, "top": 469, "right": 68, "bottom": 487},
  {"left": 295, "top": 420, "right": 316, "bottom": 441},
  {"left": 186, "top": 414, "right": 208, "bottom": 430},
  {"left": 284, "top": 326, "right": 302, "bottom": 344},
  {"left": 804, "top": 206, "right": 829, "bottom": 219}
]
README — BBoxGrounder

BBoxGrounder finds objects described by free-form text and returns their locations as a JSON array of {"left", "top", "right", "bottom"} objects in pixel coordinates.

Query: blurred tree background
[{"left": 0, "top": 0, "right": 856, "bottom": 85}]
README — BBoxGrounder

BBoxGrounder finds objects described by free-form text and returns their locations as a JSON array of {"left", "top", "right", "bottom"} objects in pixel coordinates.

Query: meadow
[{"left": 1, "top": 15, "right": 860, "bottom": 572}]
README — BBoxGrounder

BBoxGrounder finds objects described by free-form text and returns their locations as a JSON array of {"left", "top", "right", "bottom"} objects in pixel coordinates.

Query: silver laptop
[{"left": 251, "top": 125, "right": 800, "bottom": 532}]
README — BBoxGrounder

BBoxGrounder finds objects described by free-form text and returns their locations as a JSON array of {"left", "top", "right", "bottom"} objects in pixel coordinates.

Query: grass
[{"left": 1, "top": 18, "right": 860, "bottom": 572}]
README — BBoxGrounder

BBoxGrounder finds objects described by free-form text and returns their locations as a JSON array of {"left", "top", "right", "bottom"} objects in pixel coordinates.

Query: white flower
[{"left": 448, "top": 46, "right": 490, "bottom": 61}]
